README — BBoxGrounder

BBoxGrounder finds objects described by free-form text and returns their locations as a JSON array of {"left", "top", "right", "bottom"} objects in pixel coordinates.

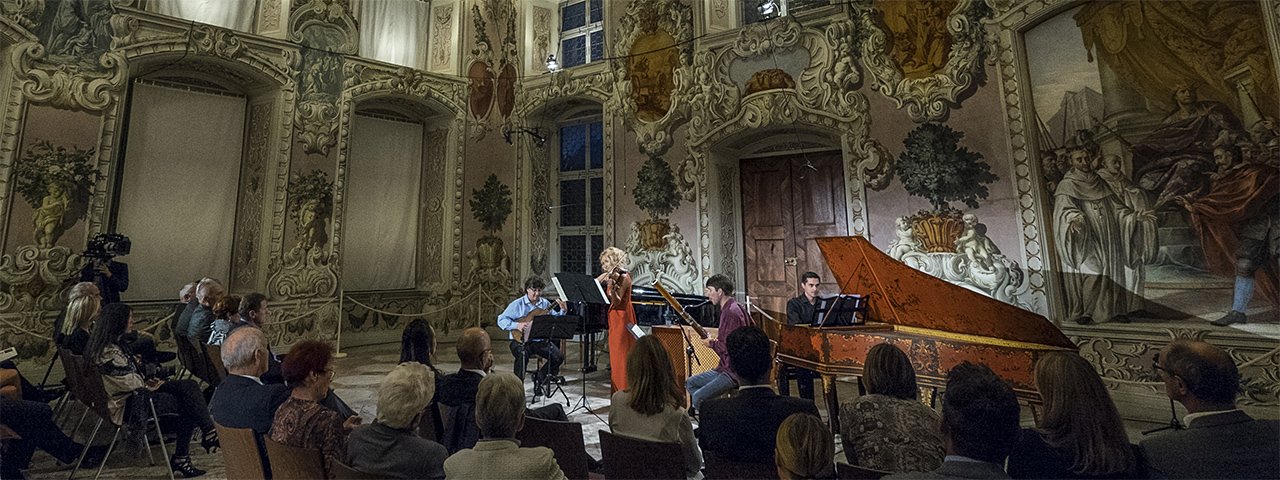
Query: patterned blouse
[
  {"left": 839, "top": 394, "right": 945, "bottom": 473},
  {"left": 269, "top": 396, "right": 347, "bottom": 477}
]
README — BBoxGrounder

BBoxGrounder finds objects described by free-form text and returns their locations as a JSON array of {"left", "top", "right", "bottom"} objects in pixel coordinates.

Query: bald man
[
  {"left": 209, "top": 327, "right": 290, "bottom": 435},
  {"left": 1143, "top": 339, "right": 1280, "bottom": 478}
]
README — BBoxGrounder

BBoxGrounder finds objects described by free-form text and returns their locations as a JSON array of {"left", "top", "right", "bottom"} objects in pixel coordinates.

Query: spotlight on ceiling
[
  {"left": 757, "top": 0, "right": 780, "bottom": 19},
  {"left": 546, "top": 54, "right": 560, "bottom": 73}
]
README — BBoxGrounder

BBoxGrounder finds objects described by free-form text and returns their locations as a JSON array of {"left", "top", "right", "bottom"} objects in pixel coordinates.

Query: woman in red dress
[{"left": 598, "top": 247, "right": 637, "bottom": 392}]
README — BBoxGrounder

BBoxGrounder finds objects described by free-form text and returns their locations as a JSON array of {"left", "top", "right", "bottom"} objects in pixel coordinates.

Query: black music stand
[
  {"left": 814, "top": 294, "right": 867, "bottom": 327},
  {"left": 552, "top": 272, "right": 610, "bottom": 417},
  {"left": 526, "top": 314, "right": 581, "bottom": 404}
]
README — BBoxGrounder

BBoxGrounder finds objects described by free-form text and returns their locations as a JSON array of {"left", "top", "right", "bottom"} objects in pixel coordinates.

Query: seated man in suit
[
  {"left": 697, "top": 325, "right": 819, "bottom": 468},
  {"left": 347, "top": 362, "right": 448, "bottom": 479},
  {"left": 443, "top": 373, "right": 566, "bottom": 479},
  {"left": 210, "top": 327, "right": 290, "bottom": 434},
  {"left": 886, "top": 362, "right": 1020, "bottom": 479},
  {"left": 1142, "top": 339, "right": 1280, "bottom": 478},
  {"left": 187, "top": 278, "right": 224, "bottom": 343}
]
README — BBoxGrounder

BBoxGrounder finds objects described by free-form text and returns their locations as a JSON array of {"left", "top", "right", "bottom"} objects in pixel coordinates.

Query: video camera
[{"left": 82, "top": 233, "right": 131, "bottom": 260}]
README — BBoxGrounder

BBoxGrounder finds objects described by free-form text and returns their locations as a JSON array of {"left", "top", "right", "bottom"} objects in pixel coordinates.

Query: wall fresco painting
[
  {"left": 873, "top": 0, "right": 956, "bottom": 80},
  {"left": 628, "top": 28, "right": 678, "bottom": 122},
  {"left": 1025, "top": 1, "right": 1279, "bottom": 329}
]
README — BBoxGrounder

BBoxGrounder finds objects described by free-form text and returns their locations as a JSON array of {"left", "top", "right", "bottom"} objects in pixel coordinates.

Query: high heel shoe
[
  {"left": 200, "top": 428, "right": 220, "bottom": 453},
  {"left": 170, "top": 455, "right": 207, "bottom": 478}
]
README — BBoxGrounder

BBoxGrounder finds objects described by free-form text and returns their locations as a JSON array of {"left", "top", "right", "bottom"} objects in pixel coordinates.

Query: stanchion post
[{"left": 333, "top": 290, "right": 348, "bottom": 359}]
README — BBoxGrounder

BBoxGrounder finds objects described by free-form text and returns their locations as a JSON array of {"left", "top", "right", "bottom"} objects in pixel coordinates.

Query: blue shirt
[{"left": 496, "top": 295, "right": 564, "bottom": 340}]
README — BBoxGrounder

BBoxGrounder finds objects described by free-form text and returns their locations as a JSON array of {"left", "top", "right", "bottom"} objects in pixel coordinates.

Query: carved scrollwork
[
  {"left": 10, "top": 42, "right": 126, "bottom": 111},
  {"left": 624, "top": 223, "right": 700, "bottom": 294},
  {"left": 853, "top": 0, "right": 991, "bottom": 122},
  {"left": 266, "top": 246, "right": 339, "bottom": 300},
  {"left": 1, "top": 0, "right": 44, "bottom": 32},
  {"left": 287, "top": 0, "right": 358, "bottom": 54},
  {"left": 611, "top": 0, "right": 695, "bottom": 156},
  {"left": 0, "top": 246, "right": 78, "bottom": 313}
]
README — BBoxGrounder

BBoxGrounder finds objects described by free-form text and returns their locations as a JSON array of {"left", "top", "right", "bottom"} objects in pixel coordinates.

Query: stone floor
[{"left": 23, "top": 336, "right": 1170, "bottom": 479}]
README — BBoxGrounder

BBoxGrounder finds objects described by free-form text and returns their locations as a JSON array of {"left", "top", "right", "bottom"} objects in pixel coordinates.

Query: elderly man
[
  {"left": 187, "top": 278, "right": 224, "bottom": 344},
  {"left": 209, "top": 327, "right": 289, "bottom": 434},
  {"left": 1143, "top": 339, "right": 1280, "bottom": 478},
  {"left": 442, "top": 373, "right": 566, "bottom": 480},
  {"left": 347, "top": 363, "right": 448, "bottom": 479}
]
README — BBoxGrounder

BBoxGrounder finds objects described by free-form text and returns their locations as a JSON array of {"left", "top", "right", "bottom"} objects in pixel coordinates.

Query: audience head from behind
[
  {"left": 400, "top": 318, "right": 438, "bottom": 370},
  {"left": 61, "top": 281, "right": 102, "bottom": 338},
  {"left": 238, "top": 293, "right": 270, "bottom": 327},
  {"left": 1157, "top": 339, "right": 1240, "bottom": 413},
  {"left": 726, "top": 325, "right": 772, "bottom": 386},
  {"left": 179, "top": 282, "right": 197, "bottom": 304},
  {"left": 86, "top": 303, "right": 132, "bottom": 363},
  {"left": 221, "top": 326, "right": 270, "bottom": 378},
  {"left": 775, "top": 413, "right": 835, "bottom": 480},
  {"left": 625, "top": 335, "right": 685, "bottom": 415},
  {"left": 1031, "top": 352, "right": 1135, "bottom": 476},
  {"left": 456, "top": 327, "right": 493, "bottom": 373},
  {"left": 196, "top": 278, "right": 225, "bottom": 308},
  {"left": 213, "top": 295, "right": 242, "bottom": 322},
  {"left": 376, "top": 362, "right": 435, "bottom": 430},
  {"left": 282, "top": 340, "right": 335, "bottom": 400},
  {"left": 863, "top": 343, "right": 918, "bottom": 401},
  {"left": 475, "top": 372, "right": 525, "bottom": 439},
  {"left": 940, "top": 362, "right": 1020, "bottom": 466}
]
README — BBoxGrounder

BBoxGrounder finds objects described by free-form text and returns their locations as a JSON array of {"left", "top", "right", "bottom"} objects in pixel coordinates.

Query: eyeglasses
[{"left": 1152, "top": 352, "right": 1172, "bottom": 377}]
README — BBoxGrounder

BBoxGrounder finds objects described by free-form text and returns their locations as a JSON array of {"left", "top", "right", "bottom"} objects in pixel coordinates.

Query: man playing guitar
[{"left": 497, "top": 276, "right": 568, "bottom": 396}]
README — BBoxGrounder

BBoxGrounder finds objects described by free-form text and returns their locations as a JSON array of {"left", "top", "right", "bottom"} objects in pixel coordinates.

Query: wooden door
[{"left": 741, "top": 152, "right": 848, "bottom": 318}]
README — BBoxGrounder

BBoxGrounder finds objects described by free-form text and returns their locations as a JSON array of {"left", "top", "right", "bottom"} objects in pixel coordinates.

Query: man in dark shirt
[{"left": 782, "top": 272, "right": 821, "bottom": 399}]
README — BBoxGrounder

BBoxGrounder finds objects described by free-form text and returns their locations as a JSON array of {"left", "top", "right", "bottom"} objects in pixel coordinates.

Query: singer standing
[{"left": 597, "top": 247, "right": 637, "bottom": 393}]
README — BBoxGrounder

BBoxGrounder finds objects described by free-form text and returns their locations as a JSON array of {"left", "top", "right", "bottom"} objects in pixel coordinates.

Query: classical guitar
[
  {"left": 653, "top": 280, "right": 709, "bottom": 340},
  {"left": 512, "top": 307, "right": 553, "bottom": 344}
]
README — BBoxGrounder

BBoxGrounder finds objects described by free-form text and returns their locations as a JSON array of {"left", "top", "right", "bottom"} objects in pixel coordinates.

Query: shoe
[
  {"left": 170, "top": 456, "right": 206, "bottom": 478},
  {"left": 200, "top": 428, "right": 220, "bottom": 453},
  {"left": 1211, "top": 310, "right": 1247, "bottom": 326}
]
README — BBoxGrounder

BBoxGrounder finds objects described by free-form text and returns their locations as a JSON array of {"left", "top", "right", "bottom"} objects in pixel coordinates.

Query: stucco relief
[
  {"left": 625, "top": 223, "right": 700, "bottom": 294},
  {"left": 232, "top": 101, "right": 272, "bottom": 290},
  {"left": 430, "top": 4, "right": 453, "bottom": 71}
]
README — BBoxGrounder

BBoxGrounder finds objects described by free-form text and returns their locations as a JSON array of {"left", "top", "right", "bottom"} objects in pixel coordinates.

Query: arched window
[
  {"left": 558, "top": 0, "right": 604, "bottom": 69},
  {"left": 553, "top": 110, "right": 605, "bottom": 276}
]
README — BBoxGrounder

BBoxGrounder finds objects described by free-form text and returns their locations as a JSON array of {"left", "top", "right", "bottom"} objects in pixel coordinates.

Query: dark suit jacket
[
  {"left": 346, "top": 421, "right": 448, "bottom": 479},
  {"left": 209, "top": 374, "right": 290, "bottom": 434},
  {"left": 696, "top": 386, "right": 819, "bottom": 464},
  {"left": 175, "top": 300, "right": 199, "bottom": 341},
  {"left": 188, "top": 305, "right": 216, "bottom": 344},
  {"left": 438, "top": 370, "right": 483, "bottom": 407},
  {"left": 1141, "top": 410, "right": 1280, "bottom": 479},
  {"left": 786, "top": 295, "right": 817, "bottom": 325},
  {"left": 885, "top": 459, "right": 1010, "bottom": 479}
]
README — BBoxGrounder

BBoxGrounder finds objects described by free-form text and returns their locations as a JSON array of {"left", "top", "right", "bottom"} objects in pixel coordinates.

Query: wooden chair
[
  {"left": 330, "top": 459, "right": 390, "bottom": 480},
  {"left": 205, "top": 344, "right": 227, "bottom": 380},
  {"left": 62, "top": 351, "right": 174, "bottom": 480},
  {"left": 704, "top": 454, "right": 779, "bottom": 479},
  {"left": 598, "top": 430, "right": 685, "bottom": 480},
  {"left": 214, "top": 422, "right": 268, "bottom": 480},
  {"left": 263, "top": 438, "right": 326, "bottom": 480},
  {"left": 516, "top": 415, "right": 589, "bottom": 480},
  {"left": 836, "top": 462, "right": 888, "bottom": 479},
  {"left": 173, "top": 333, "right": 203, "bottom": 382}
]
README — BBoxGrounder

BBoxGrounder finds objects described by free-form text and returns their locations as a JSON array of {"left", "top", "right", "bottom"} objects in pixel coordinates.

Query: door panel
[{"left": 792, "top": 153, "right": 848, "bottom": 287}]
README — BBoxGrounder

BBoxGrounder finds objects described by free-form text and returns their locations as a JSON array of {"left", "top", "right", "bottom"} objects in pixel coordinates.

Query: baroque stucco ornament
[
  {"left": 853, "top": 0, "right": 991, "bottom": 122},
  {"left": 612, "top": 0, "right": 695, "bottom": 156},
  {"left": 9, "top": 42, "right": 126, "bottom": 112}
]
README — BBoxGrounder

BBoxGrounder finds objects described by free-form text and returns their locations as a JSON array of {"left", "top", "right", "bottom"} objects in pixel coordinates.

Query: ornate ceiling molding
[
  {"left": 8, "top": 43, "right": 126, "bottom": 111},
  {"left": 611, "top": 0, "right": 695, "bottom": 156},
  {"left": 288, "top": 0, "right": 358, "bottom": 54},
  {"left": 853, "top": 0, "right": 991, "bottom": 122},
  {"left": 344, "top": 62, "right": 469, "bottom": 118}
]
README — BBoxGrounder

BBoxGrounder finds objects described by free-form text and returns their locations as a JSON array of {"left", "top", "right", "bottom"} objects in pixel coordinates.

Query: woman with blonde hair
[
  {"left": 1007, "top": 352, "right": 1143, "bottom": 478},
  {"left": 55, "top": 282, "right": 101, "bottom": 355},
  {"left": 776, "top": 413, "right": 835, "bottom": 479},
  {"left": 609, "top": 335, "right": 702, "bottom": 478},
  {"left": 597, "top": 246, "right": 637, "bottom": 391}
]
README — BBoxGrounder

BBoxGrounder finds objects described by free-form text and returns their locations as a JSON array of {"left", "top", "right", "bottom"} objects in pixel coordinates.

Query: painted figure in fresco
[
  {"left": 1131, "top": 84, "right": 1248, "bottom": 209},
  {"left": 1178, "top": 144, "right": 1280, "bottom": 326},
  {"left": 954, "top": 214, "right": 1000, "bottom": 272},
  {"left": 1097, "top": 154, "right": 1157, "bottom": 315},
  {"left": 877, "top": 0, "right": 955, "bottom": 79},
  {"left": 33, "top": 183, "right": 70, "bottom": 248},
  {"left": 1053, "top": 148, "right": 1135, "bottom": 324}
]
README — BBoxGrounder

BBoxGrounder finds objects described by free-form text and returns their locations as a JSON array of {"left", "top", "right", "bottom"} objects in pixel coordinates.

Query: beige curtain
[
  {"left": 342, "top": 115, "right": 424, "bottom": 291},
  {"left": 148, "top": 0, "right": 258, "bottom": 31},
  {"left": 358, "top": 0, "right": 431, "bottom": 69}
]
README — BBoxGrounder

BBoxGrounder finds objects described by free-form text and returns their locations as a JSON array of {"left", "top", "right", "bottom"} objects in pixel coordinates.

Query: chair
[
  {"left": 263, "top": 438, "right": 326, "bottom": 480},
  {"left": 516, "top": 415, "right": 589, "bottom": 480},
  {"left": 173, "top": 333, "right": 203, "bottom": 382},
  {"left": 329, "top": 459, "right": 390, "bottom": 480},
  {"left": 704, "top": 454, "right": 778, "bottom": 480},
  {"left": 836, "top": 462, "right": 888, "bottom": 479},
  {"left": 190, "top": 337, "right": 221, "bottom": 388},
  {"left": 214, "top": 422, "right": 268, "bottom": 480},
  {"left": 63, "top": 351, "right": 175, "bottom": 480},
  {"left": 598, "top": 430, "right": 685, "bottom": 480},
  {"left": 205, "top": 344, "right": 227, "bottom": 380},
  {"left": 438, "top": 402, "right": 478, "bottom": 454}
]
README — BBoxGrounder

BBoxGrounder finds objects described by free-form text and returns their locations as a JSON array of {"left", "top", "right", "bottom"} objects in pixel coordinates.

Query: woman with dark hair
[
  {"left": 609, "top": 335, "right": 702, "bottom": 478},
  {"left": 269, "top": 340, "right": 361, "bottom": 477},
  {"left": 400, "top": 318, "right": 444, "bottom": 440},
  {"left": 839, "top": 343, "right": 944, "bottom": 473},
  {"left": 1007, "top": 352, "right": 1144, "bottom": 478},
  {"left": 86, "top": 303, "right": 217, "bottom": 477},
  {"left": 206, "top": 295, "right": 241, "bottom": 346}
]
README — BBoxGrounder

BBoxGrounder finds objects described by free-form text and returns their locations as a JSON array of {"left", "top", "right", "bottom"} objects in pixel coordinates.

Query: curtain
[
  {"left": 358, "top": 0, "right": 431, "bottom": 69},
  {"left": 115, "top": 83, "right": 245, "bottom": 301},
  {"left": 342, "top": 115, "right": 423, "bottom": 291},
  {"left": 148, "top": 0, "right": 258, "bottom": 32}
]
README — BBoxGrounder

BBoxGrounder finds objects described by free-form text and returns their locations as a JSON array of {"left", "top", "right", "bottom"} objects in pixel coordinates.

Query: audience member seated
[
  {"left": 206, "top": 295, "right": 241, "bottom": 346},
  {"left": 776, "top": 413, "right": 836, "bottom": 480},
  {"left": 54, "top": 282, "right": 101, "bottom": 355},
  {"left": 88, "top": 303, "right": 218, "bottom": 478},
  {"left": 609, "top": 335, "right": 702, "bottom": 478},
  {"left": 229, "top": 293, "right": 284, "bottom": 383},
  {"left": 1007, "top": 352, "right": 1143, "bottom": 479},
  {"left": 210, "top": 327, "right": 290, "bottom": 434},
  {"left": 442, "top": 372, "right": 567, "bottom": 479},
  {"left": 187, "top": 278, "right": 224, "bottom": 345},
  {"left": 269, "top": 340, "right": 362, "bottom": 477},
  {"left": 840, "top": 343, "right": 944, "bottom": 473},
  {"left": 401, "top": 318, "right": 444, "bottom": 438},
  {"left": 0, "top": 396, "right": 107, "bottom": 479},
  {"left": 174, "top": 278, "right": 210, "bottom": 341},
  {"left": 885, "top": 362, "right": 1020, "bottom": 480},
  {"left": 1141, "top": 339, "right": 1280, "bottom": 478},
  {"left": 346, "top": 362, "right": 448, "bottom": 479},
  {"left": 697, "top": 325, "right": 818, "bottom": 466}
]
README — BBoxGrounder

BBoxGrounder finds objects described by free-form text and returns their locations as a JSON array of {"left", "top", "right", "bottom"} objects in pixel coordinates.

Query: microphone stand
[{"left": 1142, "top": 397, "right": 1183, "bottom": 435}]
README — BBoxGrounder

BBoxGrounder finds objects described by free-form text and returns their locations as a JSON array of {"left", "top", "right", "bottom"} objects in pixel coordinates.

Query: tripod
[{"left": 1142, "top": 397, "right": 1184, "bottom": 435}]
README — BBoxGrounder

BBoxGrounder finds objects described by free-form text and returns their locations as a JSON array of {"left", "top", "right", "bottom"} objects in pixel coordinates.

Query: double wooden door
[{"left": 741, "top": 151, "right": 848, "bottom": 318}]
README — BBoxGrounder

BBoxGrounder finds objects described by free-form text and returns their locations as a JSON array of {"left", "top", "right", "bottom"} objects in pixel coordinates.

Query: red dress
[{"left": 607, "top": 272, "right": 638, "bottom": 392}]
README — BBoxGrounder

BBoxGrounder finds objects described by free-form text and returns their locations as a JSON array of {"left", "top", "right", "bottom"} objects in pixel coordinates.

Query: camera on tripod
[{"left": 82, "top": 233, "right": 131, "bottom": 261}]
